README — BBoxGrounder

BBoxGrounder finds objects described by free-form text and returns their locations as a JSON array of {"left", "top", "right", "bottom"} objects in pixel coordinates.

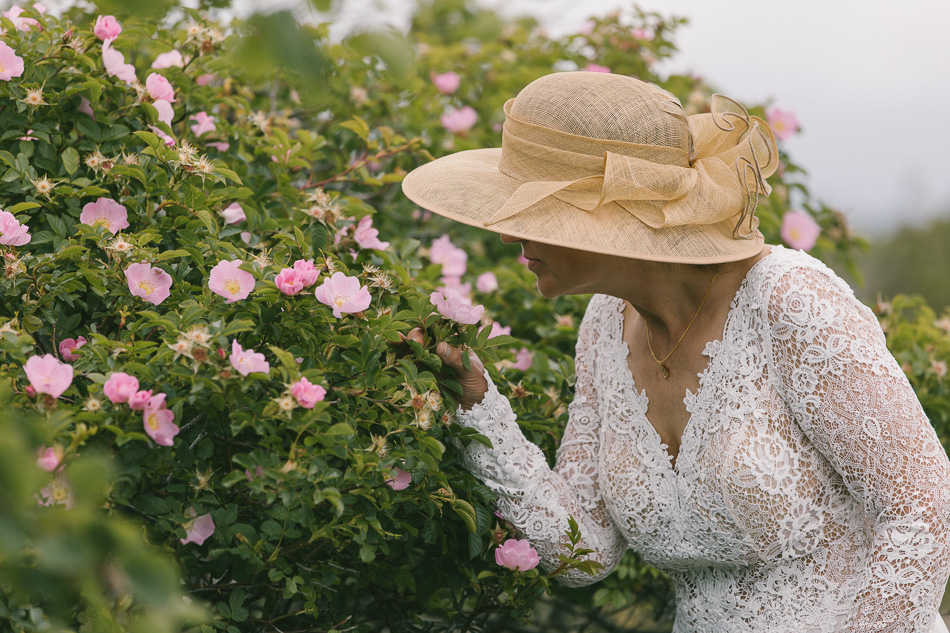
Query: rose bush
[{"left": 1, "top": 1, "right": 937, "bottom": 632}]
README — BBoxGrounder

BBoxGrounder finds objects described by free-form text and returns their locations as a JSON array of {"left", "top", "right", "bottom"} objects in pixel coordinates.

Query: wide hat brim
[{"left": 401, "top": 147, "right": 764, "bottom": 265}]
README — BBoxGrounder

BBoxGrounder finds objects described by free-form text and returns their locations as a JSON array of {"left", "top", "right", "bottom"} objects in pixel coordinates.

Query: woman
[{"left": 401, "top": 71, "right": 950, "bottom": 632}]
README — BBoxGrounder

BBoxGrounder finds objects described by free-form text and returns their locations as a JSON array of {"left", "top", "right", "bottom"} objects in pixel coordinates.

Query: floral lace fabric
[{"left": 456, "top": 246, "right": 950, "bottom": 632}]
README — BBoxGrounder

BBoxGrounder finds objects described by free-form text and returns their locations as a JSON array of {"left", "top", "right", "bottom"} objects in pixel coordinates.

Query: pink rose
[
  {"left": 153, "top": 99, "right": 174, "bottom": 126},
  {"left": 24, "top": 354, "right": 73, "bottom": 399},
  {"left": 431, "top": 71, "right": 460, "bottom": 94},
  {"left": 353, "top": 215, "right": 389, "bottom": 251},
  {"left": 196, "top": 73, "right": 216, "bottom": 86},
  {"left": 36, "top": 445, "right": 62, "bottom": 472},
  {"left": 207, "top": 141, "right": 230, "bottom": 152},
  {"left": 314, "top": 272, "right": 372, "bottom": 318},
  {"left": 483, "top": 322, "right": 510, "bottom": 339},
  {"left": 124, "top": 262, "right": 173, "bottom": 305},
  {"left": 290, "top": 377, "right": 326, "bottom": 408},
  {"left": 128, "top": 389, "right": 152, "bottom": 410},
  {"left": 767, "top": 107, "right": 799, "bottom": 141},
  {"left": 208, "top": 259, "right": 255, "bottom": 303},
  {"left": 512, "top": 347, "right": 533, "bottom": 371},
  {"left": 101, "top": 40, "right": 136, "bottom": 84},
  {"left": 429, "top": 290, "right": 485, "bottom": 325},
  {"left": 80, "top": 197, "right": 129, "bottom": 233},
  {"left": 145, "top": 72, "right": 175, "bottom": 102},
  {"left": 386, "top": 467, "right": 411, "bottom": 491},
  {"left": 189, "top": 111, "right": 216, "bottom": 136},
  {"left": 143, "top": 393, "right": 178, "bottom": 446},
  {"left": 229, "top": 340, "right": 270, "bottom": 376},
  {"left": 78, "top": 96, "right": 95, "bottom": 118},
  {"left": 780, "top": 210, "right": 820, "bottom": 251},
  {"left": 0, "top": 210, "right": 31, "bottom": 246},
  {"left": 58, "top": 336, "right": 87, "bottom": 362},
  {"left": 180, "top": 511, "right": 215, "bottom": 545},
  {"left": 3, "top": 6, "right": 39, "bottom": 32},
  {"left": 0, "top": 42, "right": 25, "bottom": 81},
  {"left": 151, "top": 49, "right": 184, "bottom": 69},
  {"left": 440, "top": 106, "right": 478, "bottom": 134},
  {"left": 584, "top": 63, "right": 611, "bottom": 73},
  {"left": 475, "top": 271, "right": 498, "bottom": 293},
  {"left": 292, "top": 259, "right": 319, "bottom": 287},
  {"left": 103, "top": 372, "right": 139, "bottom": 403},
  {"left": 220, "top": 202, "right": 245, "bottom": 225},
  {"left": 429, "top": 234, "right": 467, "bottom": 278},
  {"left": 93, "top": 14, "right": 122, "bottom": 41},
  {"left": 495, "top": 538, "right": 540, "bottom": 571},
  {"left": 274, "top": 267, "right": 304, "bottom": 296}
]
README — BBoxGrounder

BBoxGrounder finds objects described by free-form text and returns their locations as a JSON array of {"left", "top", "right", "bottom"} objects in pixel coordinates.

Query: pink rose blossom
[
  {"left": 484, "top": 322, "right": 510, "bottom": 339},
  {"left": 245, "top": 466, "right": 264, "bottom": 481},
  {"left": 767, "top": 107, "right": 799, "bottom": 141},
  {"left": 80, "top": 198, "right": 129, "bottom": 233},
  {"left": 239, "top": 231, "right": 251, "bottom": 244},
  {"left": 36, "top": 476, "right": 73, "bottom": 509},
  {"left": 430, "top": 290, "right": 484, "bottom": 325},
  {"left": 149, "top": 125, "right": 175, "bottom": 146},
  {"left": 780, "top": 210, "right": 820, "bottom": 251},
  {"left": 24, "top": 354, "right": 73, "bottom": 399},
  {"left": 124, "top": 262, "right": 173, "bottom": 305},
  {"left": 145, "top": 73, "right": 175, "bottom": 102},
  {"left": 207, "top": 141, "right": 230, "bottom": 152},
  {"left": 0, "top": 42, "right": 25, "bottom": 81},
  {"left": 103, "top": 372, "right": 139, "bottom": 404},
  {"left": 180, "top": 511, "right": 215, "bottom": 545},
  {"left": 476, "top": 271, "right": 498, "bottom": 293},
  {"left": 229, "top": 340, "right": 270, "bottom": 376},
  {"left": 151, "top": 49, "right": 184, "bottom": 69},
  {"left": 495, "top": 538, "right": 540, "bottom": 571},
  {"left": 430, "top": 234, "right": 467, "bottom": 278},
  {"left": 93, "top": 14, "right": 121, "bottom": 40},
  {"left": 18, "top": 129, "right": 37, "bottom": 141},
  {"left": 153, "top": 99, "right": 174, "bottom": 126},
  {"left": 102, "top": 40, "right": 136, "bottom": 84},
  {"left": 208, "top": 260, "right": 255, "bottom": 303},
  {"left": 314, "top": 272, "right": 372, "bottom": 318},
  {"left": 441, "top": 106, "right": 478, "bottom": 134},
  {"left": 386, "top": 467, "right": 411, "bottom": 491},
  {"left": 0, "top": 210, "right": 31, "bottom": 246},
  {"left": 196, "top": 73, "right": 216, "bottom": 86},
  {"left": 584, "top": 63, "right": 611, "bottom": 73},
  {"left": 220, "top": 202, "right": 245, "bottom": 224},
  {"left": 274, "top": 267, "right": 304, "bottom": 296},
  {"left": 78, "top": 96, "right": 95, "bottom": 118},
  {"left": 36, "top": 445, "right": 62, "bottom": 472},
  {"left": 143, "top": 393, "right": 178, "bottom": 446},
  {"left": 128, "top": 389, "right": 152, "bottom": 410},
  {"left": 292, "top": 259, "right": 319, "bottom": 287},
  {"left": 353, "top": 215, "right": 389, "bottom": 251},
  {"left": 437, "top": 279, "right": 473, "bottom": 305},
  {"left": 290, "top": 377, "right": 326, "bottom": 408},
  {"left": 512, "top": 347, "right": 533, "bottom": 371},
  {"left": 189, "top": 111, "right": 216, "bottom": 136},
  {"left": 3, "top": 6, "right": 39, "bottom": 32},
  {"left": 58, "top": 336, "right": 87, "bottom": 362},
  {"left": 631, "top": 28, "right": 653, "bottom": 40},
  {"left": 431, "top": 71, "right": 460, "bottom": 94}
]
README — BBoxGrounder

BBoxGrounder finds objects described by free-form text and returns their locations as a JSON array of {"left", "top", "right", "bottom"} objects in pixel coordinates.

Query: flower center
[
  {"left": 224, "top": 278, "right": 242, "bottom": 295},
  {"left": 146, "top": 412, "right": 160, "bottom": 430},
  {"left": 93, "top": 216, "right": 110, "bottom": 229},
  {"left": 137, "top": 280, "right": 156, "bottom": 295},
  {"left": 332, "top": 293, "right": 349, "bottom": 307}
]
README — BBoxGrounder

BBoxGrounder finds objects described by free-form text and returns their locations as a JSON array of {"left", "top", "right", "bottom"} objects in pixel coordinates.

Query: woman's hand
[{"left": 405, "top": 327, "right": 489, "bottom": 411}]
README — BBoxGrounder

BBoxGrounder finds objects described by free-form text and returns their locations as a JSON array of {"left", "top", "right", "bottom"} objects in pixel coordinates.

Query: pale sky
[{"left": 273, "top": 0, "right": 950, "bottom": 237}]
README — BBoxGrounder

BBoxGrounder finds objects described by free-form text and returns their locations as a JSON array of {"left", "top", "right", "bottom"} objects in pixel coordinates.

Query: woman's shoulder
[{"left": 749, "top": 245, "right": 858, "bottom": 303}]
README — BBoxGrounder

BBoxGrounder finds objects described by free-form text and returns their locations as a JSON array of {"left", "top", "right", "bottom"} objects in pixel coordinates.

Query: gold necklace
[{"left": 645, "top": 271, "right": 719, "bottom": 379}]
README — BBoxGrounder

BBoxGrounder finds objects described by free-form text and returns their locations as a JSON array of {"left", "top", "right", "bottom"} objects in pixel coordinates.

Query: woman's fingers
[
  {"left": 406, "top": 327, "right": 426, "bottom": 346},
  {"left": 436, "top": 342, "right": 488, "bottom": 410}
]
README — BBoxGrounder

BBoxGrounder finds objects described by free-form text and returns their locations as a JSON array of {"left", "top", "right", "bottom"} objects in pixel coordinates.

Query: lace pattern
[{"left": 455, "top": 246, "right": 950, "bottom": 632}]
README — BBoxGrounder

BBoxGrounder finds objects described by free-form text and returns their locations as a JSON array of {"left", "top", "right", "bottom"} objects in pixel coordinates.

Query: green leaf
[
  {"left": 133, "top": 130, "right": 162, "bottom": 149},
  {"left": 216, "top": 167, "right": 242, "bottom": 185},
  {"left": 339, "top": 117, "right": 370, "bottom": 140},
  {"left": 268, "top": 346, "right": 298, "bottom": 369},
  {"left": 7, "top": 201, "right": 40, "bottom": 214},
  {"left": 62, "top": 147, "right": 79, "bottom": 175},
  {"left": 324, "top": 423, "right": 354, "bottom": 436},
  {"left": 154, "top": 249, "right": 192, "bottom": 262},
  {"left": 195, "top": 209, "right": 217, "bottom": 234},
  {"left": 451, "top": 499, "right": 478, "bottom": 534}
]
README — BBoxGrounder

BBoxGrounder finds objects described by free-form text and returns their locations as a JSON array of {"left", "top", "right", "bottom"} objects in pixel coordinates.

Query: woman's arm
[
  {"left": 768, "top": 263, "right": 950, "bottom": 632},
  {"left": 438, "top": 297, "right": 627, "bottom": 586}
]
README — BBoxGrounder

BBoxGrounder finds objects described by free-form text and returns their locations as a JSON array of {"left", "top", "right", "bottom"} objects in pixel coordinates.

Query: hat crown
[{"left": 508, "top": 72, "right": 692, "bottom": 155}]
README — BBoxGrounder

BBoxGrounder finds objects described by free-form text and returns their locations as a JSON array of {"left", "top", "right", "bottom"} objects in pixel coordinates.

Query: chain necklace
[{"left": 645, "top": 271, "right": 720, "bottom": 379}]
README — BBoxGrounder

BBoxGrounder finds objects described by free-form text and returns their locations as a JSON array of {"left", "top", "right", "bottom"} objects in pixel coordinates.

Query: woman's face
[{"left": 500, "top": 234, "right": 623, "bottom": 298}]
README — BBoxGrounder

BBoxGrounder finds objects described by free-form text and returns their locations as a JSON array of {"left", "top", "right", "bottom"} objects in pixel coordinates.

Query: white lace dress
[{"left": 457, "top": 246, "right": 950, "bottom": 632}]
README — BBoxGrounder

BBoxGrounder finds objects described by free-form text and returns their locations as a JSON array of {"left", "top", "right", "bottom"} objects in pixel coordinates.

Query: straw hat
[{"left": 402, "top": 71, "right": 780, "bottom": 264}]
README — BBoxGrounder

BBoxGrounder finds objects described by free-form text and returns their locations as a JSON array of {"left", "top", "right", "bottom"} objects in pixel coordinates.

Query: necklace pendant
[{"left": 660, "top": 364, "right": 670, "bottom": 379}]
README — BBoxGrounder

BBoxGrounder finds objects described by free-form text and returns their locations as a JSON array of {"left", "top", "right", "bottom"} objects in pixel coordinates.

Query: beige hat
[{"left": 402, "top": 71, "right": 779, "bottom": 264}]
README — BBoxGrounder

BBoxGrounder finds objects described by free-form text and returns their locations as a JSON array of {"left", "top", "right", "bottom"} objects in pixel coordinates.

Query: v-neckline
[{"left": 613, "top": 247, "right": 778, "bottom": 476}]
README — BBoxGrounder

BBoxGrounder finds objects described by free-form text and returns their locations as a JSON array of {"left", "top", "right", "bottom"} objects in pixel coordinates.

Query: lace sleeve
[
  {"left": 767, "top": 263, "right": 950, "bottom": 632},
  {"left": 455, "top": 297, "right": 627, "bottom": 586}
]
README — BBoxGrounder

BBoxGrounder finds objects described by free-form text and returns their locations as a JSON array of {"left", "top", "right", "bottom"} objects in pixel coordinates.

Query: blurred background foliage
[{"left": 0, "top": 0, "right": 947, "bottom": 631}]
